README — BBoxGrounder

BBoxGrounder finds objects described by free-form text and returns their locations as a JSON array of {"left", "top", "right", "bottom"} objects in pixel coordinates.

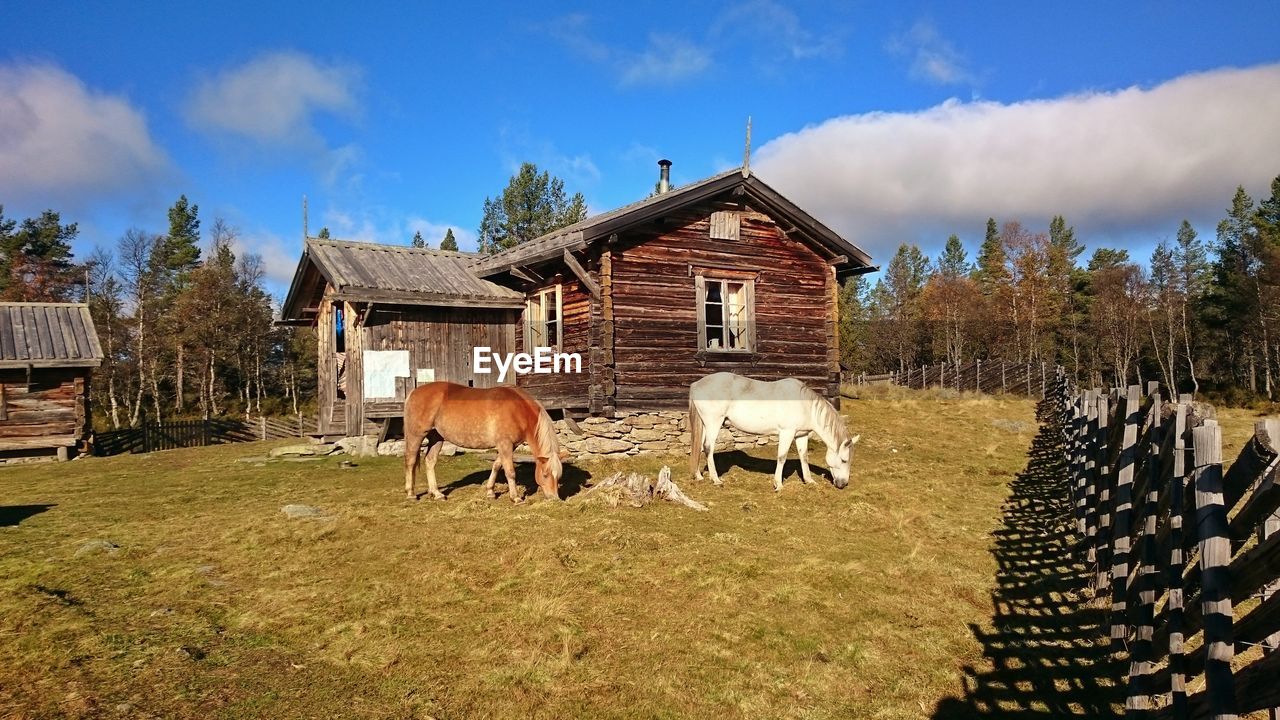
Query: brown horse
[{"left": 403, "top": 382, "right": 563, "bottom": 502}]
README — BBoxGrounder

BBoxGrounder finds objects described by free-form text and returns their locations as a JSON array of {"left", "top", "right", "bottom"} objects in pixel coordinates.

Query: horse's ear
[{"left": 850, "top": 434, "right": 861, "bottom": 445}]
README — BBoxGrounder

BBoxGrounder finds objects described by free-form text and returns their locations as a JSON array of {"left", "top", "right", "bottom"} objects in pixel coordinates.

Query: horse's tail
[
  {"left": 532, "top": 403, "right": 563, "bottom": 480},
  {"left": 689, "top": 391, "right": 704, "bottom": 478}
]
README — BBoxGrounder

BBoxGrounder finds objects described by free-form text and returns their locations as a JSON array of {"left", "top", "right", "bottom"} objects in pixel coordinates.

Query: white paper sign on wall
[
  {"left": 362, "top": 350, "right": 410, "bottom": 398},
  {"left": 416, "top": 368, "right": 435, "bottom": 383}
]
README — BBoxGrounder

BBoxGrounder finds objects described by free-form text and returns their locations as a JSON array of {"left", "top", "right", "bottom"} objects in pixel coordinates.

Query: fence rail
[
  {"left": 92, "top": 414, "right": 317, "bottom": 456},
  {"left": 1048, "top": 370, "right": 1280, "bottom": 719},
  {"left": 846, "top": 360, "right": 1055, "bottom": 397}
]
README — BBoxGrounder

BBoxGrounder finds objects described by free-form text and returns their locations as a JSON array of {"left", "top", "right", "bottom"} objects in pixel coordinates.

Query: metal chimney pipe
[{"left": 658, "top": 159, "right": 672, "bottom": 194}]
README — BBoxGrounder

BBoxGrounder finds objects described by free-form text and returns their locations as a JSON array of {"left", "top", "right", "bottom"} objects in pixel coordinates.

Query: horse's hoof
[
  {"left": 711, "top": 479, "right": 723, "bottom": 487},
  {"left": 431, "top": 493, "right": 447, "bottom": 501},
  {"left": 485, "top": 491, "right": 497, "bottom": 500}
]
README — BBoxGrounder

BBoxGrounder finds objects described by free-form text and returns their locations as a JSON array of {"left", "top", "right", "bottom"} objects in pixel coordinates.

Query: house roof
[
  {"left": 0, "top": 302, "right": 103, "bottom": 368},
  {"left": 279, "top": 238, "right": 524, "bottom": 321},
  {"left": 469, "top": 167, "right": 875, "bottom": 277}
]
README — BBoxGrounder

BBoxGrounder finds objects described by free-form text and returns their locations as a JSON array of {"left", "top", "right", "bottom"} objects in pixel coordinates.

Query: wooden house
[
  {"left": 279, "top": 240, "right": 524, "bottom": 437},
  {"left": 281, "top": 163, "right": 874, "bottom": 450},
  {"left": 471, "top": 163, "right": 875, "bottom": 415},
  {"left": 0, "top": 302, "right": 103, "bottom": 460}
]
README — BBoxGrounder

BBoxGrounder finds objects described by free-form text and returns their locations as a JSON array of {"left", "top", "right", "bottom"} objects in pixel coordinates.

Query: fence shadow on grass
[{"left": 933, "top": 399, "right": 1124, "bottom": 718}]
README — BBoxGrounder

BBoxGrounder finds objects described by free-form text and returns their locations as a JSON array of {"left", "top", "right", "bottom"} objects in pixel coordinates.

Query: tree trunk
[
  {"left": 1181, "top": 301, "right": 1199, "bottom": 396},
  {"left": 175, "top": 344, "right": 184, "bottom": 413}
]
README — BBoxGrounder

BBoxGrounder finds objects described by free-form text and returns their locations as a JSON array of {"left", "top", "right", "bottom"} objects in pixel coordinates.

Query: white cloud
[
  {"left": 406, "top": 217, "right": 477, "bottom": 251},
  {"left": 186, "top": 51, "right": 360, "bottom": 146},
  {"left": 620, "top": 34, "right": 713, "bottom": 86},
  {"left": 316, "top": 208, "right": 478, "bottom": 252},
  {"left": 886, "top": 19, "right": 973, "bottom": 86},
  {"left": 753, "top": 64, "right": 1280, "bottom": 261},
  {"left": 713, "top": 0, "right": 843, "bottom": 61},
  {"left": 0, "top": 63, "right": 170, "bottom": 207},
  {"left": 233, "top": 230, "right": 302, "bottom": 289}
]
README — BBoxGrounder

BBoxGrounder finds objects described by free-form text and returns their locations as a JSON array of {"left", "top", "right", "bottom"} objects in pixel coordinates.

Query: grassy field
[{"left": 0, "top": 390, "right": 1263, "bottom": 719}]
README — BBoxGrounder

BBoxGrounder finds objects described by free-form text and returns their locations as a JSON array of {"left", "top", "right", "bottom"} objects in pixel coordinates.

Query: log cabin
[
  {"left": 0, "top": 302, "right": 103, "bottom": 461},
  {"left": 281, "top": 162, "right": 875, "bottom": 454}
]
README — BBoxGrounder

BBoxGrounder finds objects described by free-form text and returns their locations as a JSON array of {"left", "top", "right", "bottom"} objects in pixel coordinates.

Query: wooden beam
[
  {"left": 508, "top": 265, "right": 538, "bottom": 283},
  {"left": 825, "top": 254, "right": 848, "bottom": 266},
  {"left": 562, "top": 251, "right": 601, "bottom": 300}
]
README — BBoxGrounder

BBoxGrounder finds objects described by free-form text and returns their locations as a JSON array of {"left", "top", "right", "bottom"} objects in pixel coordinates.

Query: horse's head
[
  {"left": 826, "top": 435, "right": 860, "bottom": 489},
  {"left": 534, "top": 449, "right": 565, "bottom": 500}
]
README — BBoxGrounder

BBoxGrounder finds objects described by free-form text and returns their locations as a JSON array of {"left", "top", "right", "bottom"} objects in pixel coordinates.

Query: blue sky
[{"left": 2, "top": 1, "right": 1279, "bottom": 296}]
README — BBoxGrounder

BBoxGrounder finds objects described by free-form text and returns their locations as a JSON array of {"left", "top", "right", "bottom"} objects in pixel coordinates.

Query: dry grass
[{"left": 2, "top": 393, "right": 1060, "bottom": 719}]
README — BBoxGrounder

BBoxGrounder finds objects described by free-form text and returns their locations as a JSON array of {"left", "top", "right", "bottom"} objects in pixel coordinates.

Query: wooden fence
[
  {"left": 845, "top": 360, "right": 1056, "bottom": 397},
  {"left": 92, "top": 414, "right": 316, "bottom": 456},
  {"left": 1051, "top": 371, "right": 1280, "bottom": 718}
]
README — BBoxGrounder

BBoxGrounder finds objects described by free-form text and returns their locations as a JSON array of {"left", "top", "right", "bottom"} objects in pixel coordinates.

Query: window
[
  {"left": 696, "top": 276, "right": 754, "bottom": 351},
  {"left": 525, "top": 284, "right": 562, "bottom": 352}
]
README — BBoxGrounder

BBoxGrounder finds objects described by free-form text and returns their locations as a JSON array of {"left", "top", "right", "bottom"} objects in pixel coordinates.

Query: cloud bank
[
  {"left": 754, "top": 64, "right": 1280, "bottom": 260},
  {"left": 0, "top": 63, "right": 169, "bottom": 207}
]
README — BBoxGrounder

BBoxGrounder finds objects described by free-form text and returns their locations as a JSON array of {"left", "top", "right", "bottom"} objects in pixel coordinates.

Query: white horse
[{"left": 689, "top": 372, "right": 860, "bottom": 491}]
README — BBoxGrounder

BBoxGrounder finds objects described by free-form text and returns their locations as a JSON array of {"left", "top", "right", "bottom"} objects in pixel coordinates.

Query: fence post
[
  {"left": 1190, "top": 421, "right": 1237, "bottom": 720},
  {"left": 940, "top": 362, "right": 945, "bottom": 389},
  {"left": 1093, "top": 392, "right": 1114, "bottom": 593},
  {"left": 976, "top": 359, "right": 982, "bottom": 393},
  {"left": 1167, "top": 403, "right": 1190, "bottom": 719},
  {"left": 1110, "top": 385, "right": 1140, "bottom": 649},
  {"left": 1087, "top": 392, "right": 1108, "bottom": 567},
  {"left": 1001, "top": 361, "right": 1006, "bottom": 393},
  {"left": 1126, "top": 385, "right": 1163, "bottom": 713}
]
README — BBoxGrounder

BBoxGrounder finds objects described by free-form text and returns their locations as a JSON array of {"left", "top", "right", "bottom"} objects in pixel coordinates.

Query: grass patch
[{"left": 0, "top": 393, "right": 1081, "bottom": 718}]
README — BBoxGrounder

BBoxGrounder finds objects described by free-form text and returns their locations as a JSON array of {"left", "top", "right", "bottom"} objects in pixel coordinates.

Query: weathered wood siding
[
  {"left": 0, "top": 368, "right": 89, "bottom": 450},
  {"left": 514, "top": 273, "right": 594, "bottom": 411},
  {"left": 609, "top": 201, "right": 836, "bottom": 411},
  {"left": 348, "top": 304, "right": 517, "bottom": 428}
]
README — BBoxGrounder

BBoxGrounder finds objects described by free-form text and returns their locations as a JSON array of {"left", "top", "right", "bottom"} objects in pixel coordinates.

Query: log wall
[
  {"left": 0, "top": 367, "right": 90, "bottom": 451},
  {"left": 514, "top": 273, "right": 594, "bottom": 411},
  {"left": 607, "top": 201, "right": 836, "bottom": 412}
]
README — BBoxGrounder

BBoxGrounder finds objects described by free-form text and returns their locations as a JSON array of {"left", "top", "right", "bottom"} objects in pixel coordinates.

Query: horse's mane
[
  {"left": 530, "top": 401, "right": 563, "bottom": 478},
  {"left": 801, "top": 384, "right": 850, "bottom": 447}
]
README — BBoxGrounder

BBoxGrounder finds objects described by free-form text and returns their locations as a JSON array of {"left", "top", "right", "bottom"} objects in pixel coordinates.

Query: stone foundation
[
  {"left": 554, "top": 411, "right": 771, "bottom": 460},
  {"left": 353, "top": 410, "right": 770, "bottom": 459}
]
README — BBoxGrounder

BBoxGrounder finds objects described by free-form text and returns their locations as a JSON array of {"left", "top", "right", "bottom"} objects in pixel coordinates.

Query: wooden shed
[
  {"left": 0, "top": 302, "right": 103, "bottom": 460},
  {"left": 471, "top": 163, "right": 875, "bottom": 416},
  {"left": 279, "top": 240, "right": 524, "bottom": 437}
]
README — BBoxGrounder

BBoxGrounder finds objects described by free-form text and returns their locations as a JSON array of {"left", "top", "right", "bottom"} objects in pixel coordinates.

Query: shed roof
[
  {"left": 279, "top": 239, "right": 524, "bottom": 321},
  {"left": 469, "top": 167, "right": 875, "bottom": 277},
  {"left": 0, "top": 302, "right": 104, "bottom": 368}
]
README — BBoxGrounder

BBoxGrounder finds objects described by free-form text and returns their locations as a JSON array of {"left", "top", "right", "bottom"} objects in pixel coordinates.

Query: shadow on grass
[
  {"left": 708, "top": 449, "right": 837, "bottom": 485},
  {"left": 933, "top": 399, "right": 1123, "bottom": 718},
  {"left": 0, "top": 504, "right": 55, "bottom": 527},
  {"left": 445, "top": 462, "right": 593, "bottom": 500}
]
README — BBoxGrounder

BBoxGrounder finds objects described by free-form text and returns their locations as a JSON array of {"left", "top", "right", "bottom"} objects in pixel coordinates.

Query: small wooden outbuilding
[
  {"left": 279, "top": 240, "right": 524, "bottom": 437},
  {"left": 0, "top": 302, "right": 103, "bottom": 460}
]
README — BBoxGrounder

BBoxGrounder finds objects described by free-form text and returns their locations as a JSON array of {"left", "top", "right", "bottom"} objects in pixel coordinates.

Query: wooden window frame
[
  {"left": 524, "top": 284, "right": 563, "bottom": 353},
  {"left": 0, "top": 382, "right": 6, "bottom": 421},
  {"left": 695, "top": 274, "right": 756, "bottom": 353}
]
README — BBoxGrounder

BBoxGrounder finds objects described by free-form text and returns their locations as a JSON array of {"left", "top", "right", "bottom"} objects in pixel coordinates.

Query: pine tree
[
  {"left": 0, "top": 209, "right": 81, "bottom": 301},
  {"left": 477, "top": 162, "right": 587, "bottom": 254},
  {"left": 317, "top": 227, "right": 331, "bottom": 239},
  {"left": 159, "top": 195, "right": 202, "bottom": 284},
  {"left": 936, "top": 234, "right": 969, "bottom": 278},
  {"left": 440, "top": 228, "right": 458, "bottom": 251},
  {"left": 411, "top": 231, "right": 425, "bottom": 248},
  {"left": 973, "top": 217, "right": 1008, "bottom": 293}
]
